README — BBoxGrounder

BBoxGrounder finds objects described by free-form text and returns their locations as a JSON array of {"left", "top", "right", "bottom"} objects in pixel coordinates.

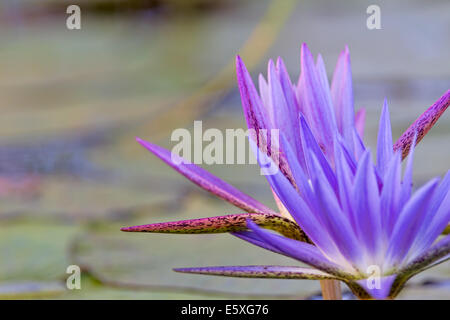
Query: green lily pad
[{"left": 0, "top": 223, "right": 80, "bottom": 282}]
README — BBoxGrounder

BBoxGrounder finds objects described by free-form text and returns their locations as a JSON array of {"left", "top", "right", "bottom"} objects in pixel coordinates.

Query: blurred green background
[{"left": 0, "top": 0, "right": 448, "bottom": 299}]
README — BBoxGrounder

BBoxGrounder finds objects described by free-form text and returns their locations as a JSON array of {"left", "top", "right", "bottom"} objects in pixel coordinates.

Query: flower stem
[{"left": 320, "top": 280, "right": 342, "bottom": 300}]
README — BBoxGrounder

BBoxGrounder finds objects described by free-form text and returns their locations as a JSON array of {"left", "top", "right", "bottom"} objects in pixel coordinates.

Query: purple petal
[
  {"left": 410, "top": 170, "right": 450, "bottom": 258},
  {"left": 386, "top": 178, "right": 440, "bottom": 267},
  {"left": 276, "top": 57, "right": 306, "bottom": 162},
  {"left": 331, "top": 46, "right": 355, "bottom": 142},
  {"left": 429, "top": 170, "right": 450, "bottom": 217},
  {"left": 121, "top": 212, "right": 307, "bottom": 241},
  {"left": 268, "top": 59, "right": 289, "bottom": 129},
  {"left": 352, "top": 128, "right": 366, "bottom": 161},
  {"left": 336, "top": 135, "right": 357, "bottom": 173},
  {"left": 249, "top": 139, "right": 342, "bottom": 260},
  {"left": 236, "top": 55, "right": 268, "bottom": 133},
  {"left": 334, "top": 140, "right": 356, "bottom": 226},
  {"left": 136, "top": 138, "right": 274, "bottom": 214},
  {"left": 299, "top": 116, "right": 338, "bottom": 190},
  {"left": 394, "top": 89, "right": 450, "bottom": 159},
  {"left": 275, "top": 58, "right": 299, "bottom": 115},
  {"left": 315, "top": 54, "right": 335, "bottom": 121},
  {"left": 381, "top": 153, "right": 402, "bottom": 236},
  {"left": 280, "top": 135, "right": 315, "bottom": 205},
  {"left": 236, "top": 55, "right": 273, "bottom": 157},
  {"left": 238, "top": 57, "right": 296, "bottom": 185},
  {"left": 308, "top": 152, "right": 363, "bottom": 268},
  {"left": 376, "top": 100, "right": 393, "bottom": 176},
  {"left": 299, "top": 43, "right": 337, "bottom": 157},
  {"left": 246, "top": 219, "right": 354, "bottom": 279},
  {"left": 268, "top": 59, "right": 303, "bottom": 162},
  {"left": 174, "top": 265, "right": 336, "bottom": 280},
  {"left": 352, "top": 150, "right": 382, "bottom": 256},
  {"left": 232, "top": 231, "right": 286, "bottom": 256},
  {"left": 400, "top": 235, "right": 450, "bottom": 276},
  {"left": 258, "top": 74, "right": 274, "bottom": 126}
]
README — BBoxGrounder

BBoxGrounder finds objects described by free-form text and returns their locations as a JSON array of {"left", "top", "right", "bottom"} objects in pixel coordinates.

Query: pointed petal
[
  {"left": 236, "top": 55, "right": 267, "bottom": 133},
  {"left": 236, "top": 55, "right": 274, "bottom": 159},
  {"left": 352, "top": 150, "right": 382, "bottom": 256},
  {"left": 410, "top": 171, "right": 450, "bottom": 257},
  {"left": 337, "top": 135, "right": 357, "bottom": 173},
  {"left": 352, "top": 128, "right": 366, "bottom": 161},
  {"left": 121, "top": 212, "right": 308, "bottom": 241},
  {"left": 315, "top": 54, "right": 335, "bottom": 119},
  {"left": 280, "top": 135, "right": 315, "bottom": 205},
  {"left": 334, "top": 140, "right": 356, "bottom": 225},
  {"left": 232, "top": 231, "right": 286, "bottom": 256},
  {"left": 276, "top": 57, "right": 299, "bottom": 115},
  {"left": 246, "top": 220, "right": 355, "bottom": 279},
  {"left": 269, "top": 59, "right": 302, "bottom": 162},
  {"left": 331, "top": 46, "right": 355, "bottom": 142},
  {"left": 386, "top": 178, "right": 440, "bottom": 267},
  {"left": 268, "top": 59, "right": 289, "bottom": 129},
  {"left": 276, "top": 57, "right": 305, "bottom": 163},
  {"left": 355, "top": 108, "right": 366, "bottom": 138},
  {"left": 174, "top": 265, "right": 336, "bottom": 280},
  {"left": 381, "top": 153, "right": 402, "bottom": 236},
  {"left": 238, "top": 56, "right": 295, "bottom": 185},
  {"left": 308, "top": 153, "right": 363, "bottom": 269},
  {"left": 394, "top": 90, "right": 450, "bottom": 159},
  {"left": 429, "top": 170, "right": 450, "bottom": 217},
  {"left": 258, "top": 74, "right": 274, "bottom": 126},
  {"left": 281, "top": 137, "right": 356, "bottom": 266},
  {"left": 299, "top": 43, "right": 337, "bottom": 157},
  {"left": 399, "top": 235, "right": 450, "bottom": 277},
  {"left": 299, "top": 116, "right": 337, "bottom": 190},
  {"left": 249, "top": 139, "right": 341, "bottom": 259},
  {"left": 376, "top": 100, "right": 393, "bottom": 176},
  {"left": 354, "top": 275, "right": 396, "bottom": 300},
  {"left": 136, "top": 138, "right": 274, "bottom": 214}
]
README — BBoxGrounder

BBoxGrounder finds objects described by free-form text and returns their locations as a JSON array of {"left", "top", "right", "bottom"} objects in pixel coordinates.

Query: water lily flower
[
  {"left": 227, "top": 117, "right": 450, "bottom": 299},
  {"left": 122, "top": 44, "right": 450, "bottom": 299}
]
